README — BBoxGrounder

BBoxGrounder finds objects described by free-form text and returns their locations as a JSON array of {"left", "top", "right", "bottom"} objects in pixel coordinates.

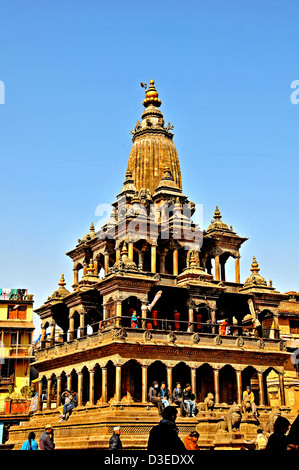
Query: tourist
[
  {"left": 172, "top": 382, "right": 187, "bottom": 417},
  {"left": 147, "top": 406, "right": 186, "bottom": 453},
  {"left": 183, "top": 430, "right": 200, "bottom": 450},
  {"left": 60, "top": 389, "right": 77, "bottom": 421},
  {"left": 109, "top": 426, "right": 123, "bottom": 450},
  {"left": 130, "top": 309, "right": 139, "bottom": 328},
  {"left": 148, "top": 381, "right": 163, "bottom": 416},
  {"left": 287, "top": 414, "right": 299, "bottom": 450},
  {"left": 183, "top": 383, "right": 197, "bottom": 417},
  {"left": 39, "top": 424, "right": 55, "bottom": 450},
  {"left": 243, "top": 385, "right": 258, "bottom": 417},
  {"left": 21, "top": 431, "right": 38, "bottom": 450},
  {"left": 265, "top": 416, "right": 290, "bottom": 453},
  {"left": 254, "top": 428, "right": 268, "bottom": 450},
  {"left": 160, "top": 381, "right": 171, "bottom": 408}
]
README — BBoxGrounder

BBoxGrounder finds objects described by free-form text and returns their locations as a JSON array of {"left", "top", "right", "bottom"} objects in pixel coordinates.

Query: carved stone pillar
[
  {"left": 73, "top": 268, "right": 79, "bottom": 285},
  {"left": 279, "top": 372, "right": 286, "bottom": 406},
  {"left": 37, "top": 380, "right": 43, "bottom": 411},
  {"left": 151, "top": 245, "right": 157, "bottom": 273},
  {"left": 46, "top": 377, "right": 52, "bottom": 410},
  {"left": 258, "top": 371, "right": 265, "bottom": 406},
  {"left": 167, "top": 366, "right": 173, "bottom": 392},
  {"left": 115, "top": 365, "right": 122, "bottom": 402},
  {"left": 102, "top": 367, "right": 108, "bottom": 403},
  {"left": 56, "top": 376, "right": 62, "bottom": 408},
  {"left": 128, "top": 242, "right": 134, "bottom": 261},
  {"left": 79, "top": 312, "right": 85, "bottom": 338},
  {"left": 104, "top": 253, "right": 109, "bottom": 276},
  {"left": 215, "top": 255, "right": 220, "bottom": 281},
  {"left": 235, "top": 256, "right": 240, "bottom": 283},
  {"left": 49, "top": 320, "right": 56, "bottom": 347},
  {"left": 191, "top": 368, "right": 196, "bottom": 399},
  {"left": 41, "top": 324, "right": 47, "bottom": 349},
  {"left": 142, "top": 365, "right": 148, "bottom": 403},
  {"left": 77, "top": 372, "right": 83, "bottom": 407},
  {"left": 68, "top": 315, "right": 75, "bottom": 341},
  {"left": 236, "top": 370, "right": 242, "bottom": 405},
  {"left": 209, "top": 306, "right": 217, "bottom": 334},
  {"left": 213, "top": 368, "right": 220, "bottom": 405},
  {"left": 116, "top": 301, "right": 122, "bottom": 327},
  {"left": 94, "top": 259, "right": 99, "bottom": 277},
  {"left": 89, "top": 370, "right": 95, "bottom": 406},
  {"left": 173, "top": 249, "right": 179, "bottom": 276}
]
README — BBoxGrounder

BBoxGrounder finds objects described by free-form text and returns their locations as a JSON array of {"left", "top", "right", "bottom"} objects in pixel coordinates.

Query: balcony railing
[{"left": 37, "top": 315, "right": 284, "bottom": 357}]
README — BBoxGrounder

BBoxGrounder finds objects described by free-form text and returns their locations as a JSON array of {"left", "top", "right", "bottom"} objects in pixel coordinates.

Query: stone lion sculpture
[{"left": 216, "top": 403, "right": 242, "bottom": 435}]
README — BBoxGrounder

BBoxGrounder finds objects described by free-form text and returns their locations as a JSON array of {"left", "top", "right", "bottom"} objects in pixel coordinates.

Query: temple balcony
[{"left": 34, "top": 316, "right": 286, "bottom": 364}]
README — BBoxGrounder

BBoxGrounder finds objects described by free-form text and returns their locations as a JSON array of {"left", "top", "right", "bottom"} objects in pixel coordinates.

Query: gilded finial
[
  {"left": 58, "top": 274, "right": 66, "bottom": 287},
  {"left": 142, "top": 79, "right": 162, "bottom": 108},
  {"left": 121, "top": 242, "right": 128, "bottom": 256},
  {"left": 87, "top": 259, "right": 95, "bottom": 274},
  {"left": 213, "top": 206, "right": 222, "bottom": 219},
  {"left": 250, "top": 257, "right": 260, "bottom": 273}
]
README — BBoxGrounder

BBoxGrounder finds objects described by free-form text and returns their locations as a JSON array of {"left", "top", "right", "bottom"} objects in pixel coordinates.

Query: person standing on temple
[
  {"left": 183, "top": 383, "right": 197, "bottom": 417},
  {"left": 172, "top": 382, "right": 186, "bottom": 417},
  {"left": 109, "top": 426, "right": 123, "bottom": 450},
  {"left": 148, "top": 381, "right": 163, "bottom": 416},
  {"left": 39, "top": 424, "right": 55, "bottom": 450}
]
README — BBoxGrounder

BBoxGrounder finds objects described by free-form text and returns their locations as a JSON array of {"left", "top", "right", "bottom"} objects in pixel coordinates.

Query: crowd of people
[{"left": 148, "top": 380, "right": 197, "bottom": 417}]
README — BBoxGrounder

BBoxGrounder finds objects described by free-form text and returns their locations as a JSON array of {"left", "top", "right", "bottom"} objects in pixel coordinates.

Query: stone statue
[
  {"left": 241, "top": 395, "right": 252, "bottom": 417},
  {"left": 204, "top": 393, "right": 215, "bottom": 412},
  {"left": 216, "top": 403, "right": 242, "bottom": 435}
]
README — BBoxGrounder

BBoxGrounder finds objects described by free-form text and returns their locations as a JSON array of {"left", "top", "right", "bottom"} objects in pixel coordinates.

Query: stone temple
[{"left": 7, "top": 80, "right": 299, "bottom": 450}]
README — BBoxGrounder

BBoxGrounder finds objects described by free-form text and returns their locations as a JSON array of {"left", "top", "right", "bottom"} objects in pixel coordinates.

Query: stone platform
[{"left": 6, "top": 403, "right": 295, "bottom": 450}]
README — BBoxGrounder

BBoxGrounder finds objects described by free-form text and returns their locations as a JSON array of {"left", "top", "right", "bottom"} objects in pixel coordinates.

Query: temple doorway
[
  {"left": 219, "top": 365, "right": 237, "bottom": 404},
  {"left": 121, "top": 360, "right": 142, "bottom": 402},
  {"left": 196, "top": 363, "right": 214, "bottom": 402}
]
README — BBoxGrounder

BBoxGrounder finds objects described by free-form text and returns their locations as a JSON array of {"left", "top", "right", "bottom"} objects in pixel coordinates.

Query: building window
[
  {"left": 290, "top": 320, "right": 299, "bottom": 334},
  {"left": 7, "top": 305, "right": 27, "bottom": 320}
]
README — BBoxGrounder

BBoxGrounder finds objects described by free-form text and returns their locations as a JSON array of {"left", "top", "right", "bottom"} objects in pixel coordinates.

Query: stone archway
[
  {"left": 121, "top": 360, "right": 142, "bottom": 402},
  {"left": 196, "top": 363, "right": 214, "bottom": 402},
  {"left": 172, "top": 362, "right": 191, "bottom": 390},
  {"left": 219, "top": 365, "right": 237, "bottom": 405}
]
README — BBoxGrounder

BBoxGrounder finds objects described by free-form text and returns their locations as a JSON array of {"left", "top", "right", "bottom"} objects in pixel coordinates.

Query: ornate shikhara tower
[{"left": 7, "top": 81, "right": 298, "bottom": 450}]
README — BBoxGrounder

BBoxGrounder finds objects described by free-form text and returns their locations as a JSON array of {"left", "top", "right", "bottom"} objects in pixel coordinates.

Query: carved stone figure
[
  {"left": 216, "top": 403, "right": 242, "bottom": 435},
  {"left": 204, "top": 393, "right": 215, "bottom": 412},
  {"left": 241, "top": 395, "right": 252, "bottom": 416}
]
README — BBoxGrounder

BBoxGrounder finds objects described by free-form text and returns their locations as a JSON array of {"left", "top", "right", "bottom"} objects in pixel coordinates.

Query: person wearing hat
[
  {"left": 242, "top": 385, "right": 258, "bottom": 417},
  {"left": 39, "top": 424, "right": 55, "bottom": 450},
  {"left": 109, "top": 426, "right": 122, "bottom": 450}
]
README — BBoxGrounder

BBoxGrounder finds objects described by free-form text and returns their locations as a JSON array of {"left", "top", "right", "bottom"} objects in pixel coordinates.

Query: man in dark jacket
[
  {"left": 147, "top": 406, "right": 186, "bottom": 453},
  {"left": 39, "top": 424, "right": 55, "bottom": 450},
  {"left": 183, "top": 384, "right": 197, "bottom": 417},
  {"left": 109, "top": 426, "right": 123, "bottom": 450},
  {"left": 172, "top": 382, "right": 186, "bottom": 417},
  {"left": 148, "top": 381, "right": 163, "bottom": 416}
]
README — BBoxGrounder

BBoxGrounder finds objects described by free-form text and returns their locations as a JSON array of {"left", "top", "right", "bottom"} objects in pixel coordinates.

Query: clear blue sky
[{"left": 0, "top": 1, "right": 298, "bottom": 337}]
